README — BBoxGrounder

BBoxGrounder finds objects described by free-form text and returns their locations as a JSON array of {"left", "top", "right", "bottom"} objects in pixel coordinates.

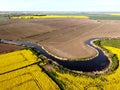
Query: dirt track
[{"left": 0, "top": 19, "right": 120, "bottom": 58}]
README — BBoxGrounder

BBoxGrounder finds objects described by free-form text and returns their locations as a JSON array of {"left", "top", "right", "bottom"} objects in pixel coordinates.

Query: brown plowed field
[
  {"left": 0, "top": 18, "right": 120, "bottom": 59},
  {"left": 0, "top": 43, "right": 23, "bottom": 53}
]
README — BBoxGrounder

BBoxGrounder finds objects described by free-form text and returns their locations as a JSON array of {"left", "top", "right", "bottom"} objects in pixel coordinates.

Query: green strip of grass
[
  {"left": 93, "top": 39, "right": 120, "bottom": 72},
  {"left": 100, "top": 39, "right": 120, "bottom": 48},
  {"left": 0, "top": 15, "right": 10, "bottom": 21},
  {"left": 88, "top": 14, "right": 120, "bottom": 20}
]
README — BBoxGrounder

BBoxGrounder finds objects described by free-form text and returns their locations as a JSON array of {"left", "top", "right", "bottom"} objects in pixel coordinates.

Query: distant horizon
[
  {"left": 0, "top": 0, "right": 120, "bottom": 12},
  {"left": 0, "top": 10, "right": 120, "bottom": 13},
  {"left": 0, "top": 11, "right": 120, "bottom": 14}
]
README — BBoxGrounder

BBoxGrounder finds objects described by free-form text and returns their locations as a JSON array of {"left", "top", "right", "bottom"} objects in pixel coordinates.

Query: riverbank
[
  {"left": 0, "top": 39, "right": 110, "bottom": 74},
  {"left": 91, "top": 39, "right": 112, "bottom": 74}
]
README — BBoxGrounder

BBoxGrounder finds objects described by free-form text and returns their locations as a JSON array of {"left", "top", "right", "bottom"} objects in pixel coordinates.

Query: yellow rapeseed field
[
  {"left": 0, "top": 50, "right": 59, "bottom": 90},
  {"left": 51, "top": 46, "right": 120, "bottom": 90},
  {"left": 0, "top": 49, "right": 39, "bottom": 74},
  {"left": 12, "top": 15, "right": 89, "bottom": 19},
  {"left": 52, "top": 68, "right": 103, "bottom": 90},
  {"left": 103, "top": 46, "right": 120, "bottom": 90},
  {"left": 110, "top": 14, "right": 120, "bottom": 16},
  {"left": 0, "top": 65, "right": 60, "bottom": 90}
]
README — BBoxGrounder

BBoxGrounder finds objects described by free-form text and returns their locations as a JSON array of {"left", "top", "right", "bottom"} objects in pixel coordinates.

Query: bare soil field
[
  {"left": 0, "top": 43, "right": 23, "bottom": 53},
  {"left": 0, "top": 18, "right": 120, "bottom": 59}
]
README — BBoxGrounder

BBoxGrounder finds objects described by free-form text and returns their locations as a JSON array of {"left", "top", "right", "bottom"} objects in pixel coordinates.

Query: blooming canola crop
[
  {"left": 12, "top": 15, "right": 89, "bottom": 19},
  {"left": 0, "top": 49, "right": 59, "bottom": 90},
  {"left": 110, "top": 14, "right": 120, "bottom": 16}
]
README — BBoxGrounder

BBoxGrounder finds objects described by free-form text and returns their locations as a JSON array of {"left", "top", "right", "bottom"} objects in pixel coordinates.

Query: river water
[{"left": 0, "top": 39, "right": 110, "bottom": 72}]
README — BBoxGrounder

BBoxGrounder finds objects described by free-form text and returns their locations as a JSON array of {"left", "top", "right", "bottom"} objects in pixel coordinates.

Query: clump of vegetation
[
  {"left": 93, "top": 40, "right": 101, "bottom": 47},
  {"left": 109, "top": 53, "right": 119, "bottom": 72}
]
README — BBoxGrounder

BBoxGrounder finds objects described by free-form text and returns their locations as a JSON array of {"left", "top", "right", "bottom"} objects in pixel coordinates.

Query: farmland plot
[
  {"left": 0, "top": 49, "right": 39, "bottom": 74},
  {"left": 0, "top": 65, "right": 60, "bottom": 90},
  {"left": 11, "top": 15, "right": 89, "bottom": 19},
  {"left": 0, "top": 43, "right": 23, "bottom": 53},
  {"left": 0, "top": 49, "right": 59, "bottom": 90}
]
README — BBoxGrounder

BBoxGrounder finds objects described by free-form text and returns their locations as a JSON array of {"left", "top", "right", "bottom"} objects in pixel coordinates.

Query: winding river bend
[{"left": 0, "top": 39, "right": 110, "bottom": 72}]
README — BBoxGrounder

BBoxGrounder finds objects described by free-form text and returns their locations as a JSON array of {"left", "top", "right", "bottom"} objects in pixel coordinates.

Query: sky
[{"left": 0, "top": 0, "right": 120, "bottom": 12}]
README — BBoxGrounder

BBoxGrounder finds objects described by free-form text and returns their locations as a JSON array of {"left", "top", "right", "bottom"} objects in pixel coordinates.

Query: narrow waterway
[{"left": 0, "top": 39, "right": 110, "bottom": 72}]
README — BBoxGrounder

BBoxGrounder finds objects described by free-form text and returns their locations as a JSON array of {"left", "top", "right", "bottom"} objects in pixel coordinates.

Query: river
[{"left": 0, "top": 38, "right": 110, "bottom": 72}]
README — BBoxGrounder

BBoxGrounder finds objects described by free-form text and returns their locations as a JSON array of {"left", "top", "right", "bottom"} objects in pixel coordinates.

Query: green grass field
[
  {"left": 0, "top": 15, "right": 9, "bottom": 21},
  {"left": 100, "top": 39, "right": 120, "bottom": 48},
  {"left": 88, "top": 14, "right": 120, "bottom": 20}
]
